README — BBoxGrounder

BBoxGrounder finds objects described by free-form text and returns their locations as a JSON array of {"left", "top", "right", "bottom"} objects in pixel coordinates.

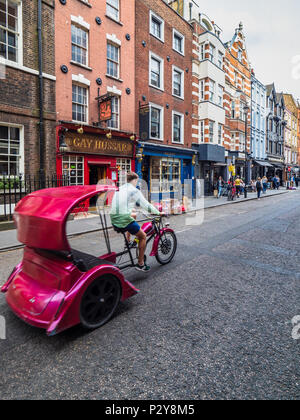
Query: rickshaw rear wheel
[{"left": 80, "top": 275, "right": 121, "bottom": 330}]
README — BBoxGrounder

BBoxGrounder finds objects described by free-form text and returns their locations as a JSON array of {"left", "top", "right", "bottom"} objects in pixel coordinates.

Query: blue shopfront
[{"left": 135, "top": 142, "right": 196, "bottom": 205}]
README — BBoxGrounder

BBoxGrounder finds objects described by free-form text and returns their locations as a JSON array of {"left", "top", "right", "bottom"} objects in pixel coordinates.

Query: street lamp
[{"left": 233, "top": 88, "right": 250, "bottom": 198}]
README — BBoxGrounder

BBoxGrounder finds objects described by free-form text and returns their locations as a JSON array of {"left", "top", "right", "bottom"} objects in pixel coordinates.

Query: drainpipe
[{"left": 38, "top": 0, "right": 45, "bottom": 186}]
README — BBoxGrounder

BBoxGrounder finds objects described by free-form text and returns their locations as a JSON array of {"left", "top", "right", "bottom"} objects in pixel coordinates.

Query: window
[
  {"left": 172, "top": 112, "right": 184, "bottom": 144},
  {"left": 72, "top": 84, "right": 88, "bottom": 123},
  {"left": 241, "top": 77, "right": 245, "bottom": 91},
  {"left": 239, "top": 133, "right": 245, "bottom": 152},
  {"left": 200, "top": 79, "right": 205, "bottom": 101},
  {"left": 200, "top": 43, "right": 205, "bottom": 61},
  {"left": 71, "top": 24, "right": 88, "bottom": 66},
  {"left": 150, "top": 11, "right": 164, "bottom": 42},
  {"left": 150, "top": 53, "right": 163, "bottom": 90},
  {"left": 200, "top": 121, "right": 204, "bottom": 142},
  {"left": 209, "top": 121, "right": 214, "bottom": 143},
  {"left": 151, "top": 157, "right": 181, "bottom": 193},
  {"left": 106, "top": 0, "right": 119, "bottom": 21},
  {"left": 209, "top": 44, "right": 215, "bottom": 63},
  {"left": 116, "top": 158, "right": 131, "bottom": 187},
  {"left": 238, "top": 48, "right": 242, "bottom": 62},
  {"left": 62, "top": 156, "right": 84, "bottom": 186},
  {"left": 107, "top": 43, "right": 119, "bottom": 78},
  {"left": 0, "top": 125, "right": 21, "bottom": 175},
  {"left": 231, "top": 101, "right": 235, "bottom": 119},
  {"left": 209, "top": 80, "right": 215, "bottom": 102},
  {"left": 173, "top": 67, "right": 184, "bottom": 98},
  {"left": 107, "top": 96, "right": 119, "bottom": 129},
  {"left": 218, "top": 85, "right": 223, "bottom": 106},
  {"left": 218, "top": 51, "right": 223, "bottom": 69},
  {"left": 218, "top": 124, "right": 222, "bottom": 145},
  {"left": 0, "top": 0, "right": 20, "bottom": 63},
  {"left": 173, "top": 29, "right": 184, "bottom": 55},
  {"left": 150, "top": 105, "right": 163, "bottom": 140}
]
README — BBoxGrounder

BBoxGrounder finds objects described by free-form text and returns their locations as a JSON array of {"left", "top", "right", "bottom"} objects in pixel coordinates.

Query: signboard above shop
[{"left": 64, "top": 132, "right": 134, "bottom": 158}]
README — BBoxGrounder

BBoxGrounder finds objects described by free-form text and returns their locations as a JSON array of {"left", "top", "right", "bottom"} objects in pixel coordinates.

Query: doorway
[
  {"left": 89, "top": 165, "right": 107, "bottom": 206},
  {"left": 89, "top": 165, "right": 107, "bottom": 185}
]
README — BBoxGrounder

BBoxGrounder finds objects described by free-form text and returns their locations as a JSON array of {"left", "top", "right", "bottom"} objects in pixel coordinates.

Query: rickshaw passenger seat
[{"left": 71, "top": 249, "right": 115, "bottom": 272}]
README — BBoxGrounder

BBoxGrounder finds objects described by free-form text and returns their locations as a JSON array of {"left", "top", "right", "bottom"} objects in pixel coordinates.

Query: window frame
[
  {"left": 0, "top": 122, "right": 23, "bottom": 177},
  {"left": 149, "top": 51, "right": 164, "bottom": 91},
  {"left": 172, "top": 65, "right": 184, "bottom": 99},
  {"left": 0, "top": 0, "right": 22, "bottom": 65},
  {"left": 106, "top": 0, "right": 120, "bottom": 22},
  {"left": 71, "top": 23, "right": 89, "bottom": 67},
  {"left": 72, "top": 83, "right": 89, "bottom": 124},
  {"left": 106, "top": 41, "right": 120, "bottom": 79},
  {"left": 149, "top": 103, "right": 164, "bottom": 141},
  {"left": 107, "top": 95, "right": 120, "bottom": 130},
  {"left": 172, "top": 28, "right": 185, "bottom": 56},
  {"left": 172, "top": 111, "right": 184, "bottom": 145},
  {"left": 149, "top": 10, "right": 164, "bottom": 42}
]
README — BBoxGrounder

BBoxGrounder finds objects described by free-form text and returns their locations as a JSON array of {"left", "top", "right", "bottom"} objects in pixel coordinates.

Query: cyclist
[{"left": 110, "top": 172, "right": 163, "bottom": 272}]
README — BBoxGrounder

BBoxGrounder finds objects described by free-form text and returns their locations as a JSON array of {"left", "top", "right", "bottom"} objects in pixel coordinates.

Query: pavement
[
  {"left": 0, "top": 187, "right": 291, "bottom": 252},
  {"left": 0, "top": 188, "right": 299, "bottom": 400}
]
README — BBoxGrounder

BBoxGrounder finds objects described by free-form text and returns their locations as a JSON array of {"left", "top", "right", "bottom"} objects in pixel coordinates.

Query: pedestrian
[
  {"left": 217, "top": 176, "right": 223, "bottom": 199},
  {"left": 276, "top": 175, "right": 280, "bottom": 190},
  {"left": 251, "top": 179, "right": 256, "bottom": 192},
  {"left": 235, "top": 176, "right": 241, "bottom": 198},
  {"left": 256, "top": 178, "right": 263, "bottom": 200},
  {"left": 262, "top": 176, "right": 268, "bottom": 194}
]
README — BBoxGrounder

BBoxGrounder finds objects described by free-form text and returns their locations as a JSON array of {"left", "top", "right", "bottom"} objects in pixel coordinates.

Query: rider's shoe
[{"left": 135, "top": 263, "right": 151, "bottom": 272}]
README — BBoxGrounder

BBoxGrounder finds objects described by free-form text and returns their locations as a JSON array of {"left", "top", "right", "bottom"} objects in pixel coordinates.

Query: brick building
[
  {"left": 265, "top": 84, "right": 285, "bottom": 183},
  {"left": 0, "top": 0, "right": 56, "bottom": 177},
  {"left": 55, "top": 0, "right": 136, "bottom": 187},
  {"left": 283, "top": 93, "right": 298, "bottom": 181},
  {"left": 224, "top": 23, "right": 252, "bottom": 182},
  {"left": 250, "top": 71, "right": 267, "bottom": 179},
  {"left": 135, "top": 0, "right": 194, "bottom": 203}
]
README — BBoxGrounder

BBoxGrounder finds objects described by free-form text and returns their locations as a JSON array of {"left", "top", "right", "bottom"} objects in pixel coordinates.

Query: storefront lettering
[{"left": 65, "top": 134, "right": 133, "bottom": 157}]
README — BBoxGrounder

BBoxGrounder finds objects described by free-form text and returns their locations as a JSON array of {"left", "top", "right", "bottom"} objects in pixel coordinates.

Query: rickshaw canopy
[{"left": 14, "top": 185, "right": 116, "bottom": 251}]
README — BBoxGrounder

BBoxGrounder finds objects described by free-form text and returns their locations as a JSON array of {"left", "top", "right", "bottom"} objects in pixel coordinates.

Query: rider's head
[{"left": 127, "top": 171, "right": 139, "bottom": 187}]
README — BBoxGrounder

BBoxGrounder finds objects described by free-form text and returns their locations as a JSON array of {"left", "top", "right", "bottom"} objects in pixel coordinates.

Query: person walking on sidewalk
[
  {"left": 217, "top": 176, "right": 224, "bottom": 199},
  {"left": 235, "top": 176, "right": 242, "bottom": 198},
  {"left": 262, "top": 176, "right": 268, "bottom": 194},
  {"left": 256, "top": 178, "right": 263, "bottom": 200}
]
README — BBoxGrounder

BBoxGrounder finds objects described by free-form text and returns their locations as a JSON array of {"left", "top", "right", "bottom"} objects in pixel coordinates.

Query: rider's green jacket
[{"left": 110, "top": 183, "right": 160, "bottom": 228}]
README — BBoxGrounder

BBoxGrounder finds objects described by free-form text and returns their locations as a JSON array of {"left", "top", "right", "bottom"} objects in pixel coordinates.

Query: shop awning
[{"left": 254, "top": 160, "right": 273, "bottom": 168}]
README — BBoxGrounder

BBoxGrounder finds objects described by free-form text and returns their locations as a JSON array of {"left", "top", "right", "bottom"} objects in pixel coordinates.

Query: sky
[{"left": 199, "top": 0, "right": 300, "bottom": 101}]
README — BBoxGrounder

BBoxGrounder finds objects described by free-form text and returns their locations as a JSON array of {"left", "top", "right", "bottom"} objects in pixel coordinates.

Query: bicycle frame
[{"left": 115, "top": 217, "right": 170, "bottom": 270}]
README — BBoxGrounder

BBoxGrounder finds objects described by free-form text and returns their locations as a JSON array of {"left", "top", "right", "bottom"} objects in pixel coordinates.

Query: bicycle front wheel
[{"left": 155, "top": 231, "right": 177, "bottom": 265}]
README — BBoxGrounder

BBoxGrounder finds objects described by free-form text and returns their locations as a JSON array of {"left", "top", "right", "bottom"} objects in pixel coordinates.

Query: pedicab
[{"left": 1, "top": 185, "right": 177, "bottom": 336}]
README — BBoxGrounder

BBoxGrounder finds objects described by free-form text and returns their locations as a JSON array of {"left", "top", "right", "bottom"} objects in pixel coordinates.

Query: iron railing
[{"left": 0, "top": 174, "right": 70, "bottom": 221}]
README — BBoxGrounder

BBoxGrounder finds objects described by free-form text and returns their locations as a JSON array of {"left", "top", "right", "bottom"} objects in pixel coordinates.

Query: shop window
[
  {"left": 0, "top": 125, "right": 21, "bottom": 176},
  {"left": 150, "top": 157, "right": 181, "bottom": 193},
  {"left": 116, "top": 158, "right": 131, "bottom": 187},
  {"left": 62, "top": 156, "right": 84, "bottom": 185}
]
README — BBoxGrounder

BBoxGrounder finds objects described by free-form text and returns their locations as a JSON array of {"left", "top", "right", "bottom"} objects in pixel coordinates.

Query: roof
[{"left": 14, "top": 185, "right": 116, "bottom": 251}]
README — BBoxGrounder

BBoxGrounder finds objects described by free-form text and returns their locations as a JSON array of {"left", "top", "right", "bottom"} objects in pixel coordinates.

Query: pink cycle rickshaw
[{"left": 1, "top": 185, "right": 177, "bottom": 336}]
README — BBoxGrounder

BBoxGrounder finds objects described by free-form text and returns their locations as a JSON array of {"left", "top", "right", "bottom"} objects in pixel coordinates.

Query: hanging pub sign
[
  {"left": 99, "top": 98, "right": 112, "bottom": 122},
  {"left": 96, "top": 92, "right": 113, "bottom": 122}
]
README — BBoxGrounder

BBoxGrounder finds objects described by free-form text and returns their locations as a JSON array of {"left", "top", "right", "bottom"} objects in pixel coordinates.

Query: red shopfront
[{"left": 56, "top": 124, "right": 136, "bottom": 187}]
